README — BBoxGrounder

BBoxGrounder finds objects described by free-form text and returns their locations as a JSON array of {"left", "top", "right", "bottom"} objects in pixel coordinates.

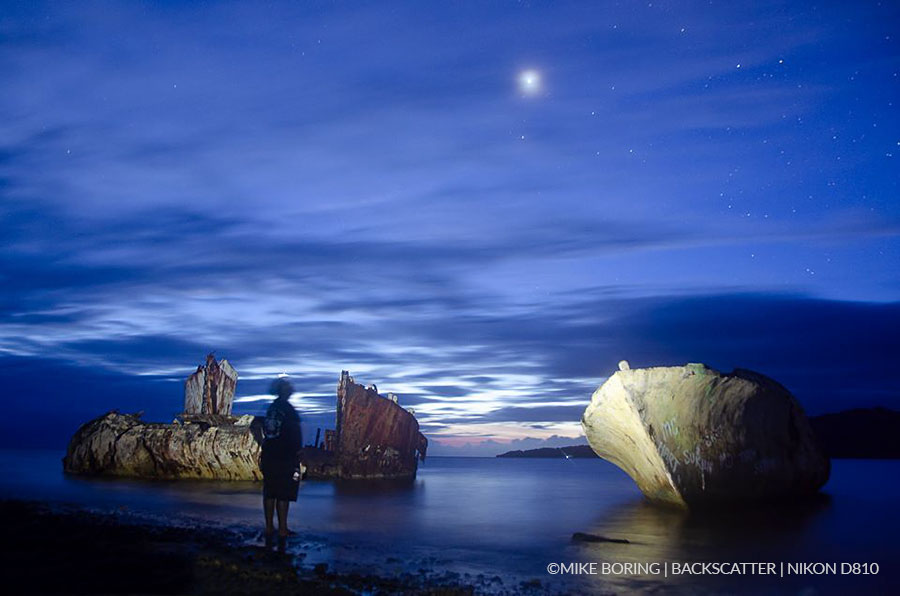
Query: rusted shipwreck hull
[
  {"left": 183, "top": 353, "right": 237, "bottom": 416},
  {"left": 63, "top": 354, "right": 261, "bottom": 480},
  {"left": 303, "top": 371, "right": 428, "bottom": 479},
  {"left": 62, "top": 411, "right": 264, "bottom": 480},
  {"left": 63, "top": 357, "right": 427, "bottom": 481}
]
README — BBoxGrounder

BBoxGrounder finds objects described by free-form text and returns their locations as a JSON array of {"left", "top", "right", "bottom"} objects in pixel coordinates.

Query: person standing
[{"left": 260, "top": 377, "right": 302, "bottom": 551}]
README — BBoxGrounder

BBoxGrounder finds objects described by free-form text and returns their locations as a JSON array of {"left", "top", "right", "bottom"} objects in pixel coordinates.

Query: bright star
[{"left": 518, "top": 69, "right": 541, "bottom": 95}]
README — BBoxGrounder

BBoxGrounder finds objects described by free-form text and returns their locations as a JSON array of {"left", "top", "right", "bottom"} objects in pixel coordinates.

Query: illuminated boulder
[{"left": 581, "top": 362, "right": 830, "bottom": 507}]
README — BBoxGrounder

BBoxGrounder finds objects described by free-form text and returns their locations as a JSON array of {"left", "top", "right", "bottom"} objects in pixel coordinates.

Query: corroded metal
[
  {"left": 64, "top": 363, "right": 428, "bottom": 482},
  {"left": 184, "top": 353, "right": 238, "bottom": 416},
  {"left": 333, "top": 370, "right": 427, "bottom": 478},
  {"left": 63, "top": 411, "right": 263, "bottom": 480},
  {"left": 302, "top": 372, "right": 427, "bottom": 479}
]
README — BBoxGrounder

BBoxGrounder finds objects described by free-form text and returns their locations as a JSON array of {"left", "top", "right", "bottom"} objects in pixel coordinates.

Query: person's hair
[{"left": 270, "top": 377, "right": 293, "bottom": 399}]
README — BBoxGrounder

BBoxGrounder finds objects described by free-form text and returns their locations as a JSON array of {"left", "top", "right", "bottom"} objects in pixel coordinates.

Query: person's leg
[
  {"left": 276, "top": 500, "right": 290, "bottom": 536},
  {"left": 276, "top": 500, "right": 290, "bottom": 552},
  {"left": 264, "top": 496, "right": 276, "bottom": 538}
]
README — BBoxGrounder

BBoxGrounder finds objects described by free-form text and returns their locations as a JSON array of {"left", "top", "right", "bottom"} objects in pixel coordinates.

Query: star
[{"left": 518, "top": 69, "right": 541, "bottom": 95}]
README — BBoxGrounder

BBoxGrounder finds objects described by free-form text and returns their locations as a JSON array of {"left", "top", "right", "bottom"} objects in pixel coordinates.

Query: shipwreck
[
  {"left": 63, "top": 355, "right": 427, "bottom": 481},
  {"left": 302, "top": 371, "right": 428, "bottom": 479}
]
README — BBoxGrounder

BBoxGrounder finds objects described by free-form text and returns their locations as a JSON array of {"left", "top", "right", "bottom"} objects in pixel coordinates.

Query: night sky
[{"left": 2, "top": 1, "right": 898, "bottom": 455}]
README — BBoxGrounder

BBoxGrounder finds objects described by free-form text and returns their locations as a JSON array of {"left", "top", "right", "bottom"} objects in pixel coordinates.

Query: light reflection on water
[{"left": 2, "top": 451, "right": 898, "bottom": 593}]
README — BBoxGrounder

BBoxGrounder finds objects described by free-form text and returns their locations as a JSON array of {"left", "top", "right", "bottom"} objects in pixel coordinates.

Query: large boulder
[{"left": 581, "top": 362, "right": 830, "bottom": 507}]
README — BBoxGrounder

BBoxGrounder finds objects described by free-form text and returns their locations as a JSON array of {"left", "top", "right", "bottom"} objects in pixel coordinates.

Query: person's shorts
[{"left": 261, "top": 455, "right": 299, "bottom": 501}]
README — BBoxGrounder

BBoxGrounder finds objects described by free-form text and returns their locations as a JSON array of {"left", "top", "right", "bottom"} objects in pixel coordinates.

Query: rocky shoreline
[{"left": 0, "top": 499, "right": 556, "bottom": 595}]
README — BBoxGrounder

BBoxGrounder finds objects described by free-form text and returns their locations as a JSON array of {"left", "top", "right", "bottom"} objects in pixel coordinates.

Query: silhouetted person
[{"left": 260, "top": 377, "right": 302, "bottom": 551}]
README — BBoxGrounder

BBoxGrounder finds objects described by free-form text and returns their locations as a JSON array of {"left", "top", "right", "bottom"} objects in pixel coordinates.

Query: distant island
[
  {"left": 496, "top": 444, "right": 597, "bottom": 458},
  {"left": 809, "top": 407, "right": 900, "bottom": 459},
  {"left": 496, "top": 407, "right": 900, "bottom": 459}
]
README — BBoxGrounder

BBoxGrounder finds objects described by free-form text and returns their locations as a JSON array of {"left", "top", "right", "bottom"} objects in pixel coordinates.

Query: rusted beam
[{"left": 184, "top": 353, "right": 238, "bottom": 416}]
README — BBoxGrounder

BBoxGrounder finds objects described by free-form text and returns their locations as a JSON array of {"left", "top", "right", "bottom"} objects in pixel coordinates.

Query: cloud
[
  {"left": 1, "top": 2, "right": 898, "bottom": 455},
  {"left": 2, "top": 290, "right": 896, "bottom": 452}
]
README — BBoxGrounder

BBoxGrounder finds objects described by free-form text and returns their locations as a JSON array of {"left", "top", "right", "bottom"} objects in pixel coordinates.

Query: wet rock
[{"left": 581, "top": 363, "right": 830, "bottom": 507}]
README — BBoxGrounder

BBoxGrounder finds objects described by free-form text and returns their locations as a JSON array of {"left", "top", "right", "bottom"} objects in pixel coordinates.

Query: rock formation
[{"left": 581, "top": 361, "right": 830, "bottom": 507}]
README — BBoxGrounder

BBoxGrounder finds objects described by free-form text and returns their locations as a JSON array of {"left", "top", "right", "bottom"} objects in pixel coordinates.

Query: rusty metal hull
[
  {"left": 63, "top": 411, "right": 263, "bottom": 480},
  {"left": 184, "top": 354, "right": 237, "bottom": 416},
  {"left": 331, "top": 371, "right": 427, "bottom": 479},
  {"left": 299, "top": 371, "right": 428, "bottom": 479},
  {"left": 63, "top": 364, "right": 428, "bottom": 482}
]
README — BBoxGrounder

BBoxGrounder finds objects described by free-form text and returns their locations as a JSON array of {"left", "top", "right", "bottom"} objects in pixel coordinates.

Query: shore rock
[
  {"left": 581, "top": 362, "right": 830, "bottom": 507},
  {"left": 63, "top": 411, "right": 263, "bottom": 480}
]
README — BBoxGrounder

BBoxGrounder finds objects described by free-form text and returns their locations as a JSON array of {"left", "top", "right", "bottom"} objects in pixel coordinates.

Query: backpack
[{"left": 264, "top": 401, "right": 286, "bottom": 441}]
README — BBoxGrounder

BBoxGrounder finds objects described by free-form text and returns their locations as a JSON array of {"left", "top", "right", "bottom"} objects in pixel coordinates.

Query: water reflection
[
  {"left": 572, "top": 496, "right": 838, "bottom": 593},
  {"left": 4, "top": 452, "right": 899, "bottom": 593},
  {"left": 332, "top": 476, "right": 418, "bottom": 496}
]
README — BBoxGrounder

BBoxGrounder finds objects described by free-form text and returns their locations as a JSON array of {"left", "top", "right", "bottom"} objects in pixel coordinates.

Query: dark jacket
[{"left": 261, "top": 397, "right": 302, "bottom": 461}]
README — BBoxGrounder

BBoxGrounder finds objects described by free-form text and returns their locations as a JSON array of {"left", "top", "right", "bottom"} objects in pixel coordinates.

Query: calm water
[{"left": 2, "top": 451, "right": 898, "bottom": 594}]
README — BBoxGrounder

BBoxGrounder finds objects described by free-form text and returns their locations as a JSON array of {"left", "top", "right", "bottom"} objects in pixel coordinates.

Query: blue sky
[{"left": 1, "top": 1, "right": 898, "bottom": 455}]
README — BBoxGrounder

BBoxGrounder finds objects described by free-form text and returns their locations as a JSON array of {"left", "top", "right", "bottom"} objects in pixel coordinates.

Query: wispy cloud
[{"left": 1, "top": 1, "right": 898, "bottom": 453}]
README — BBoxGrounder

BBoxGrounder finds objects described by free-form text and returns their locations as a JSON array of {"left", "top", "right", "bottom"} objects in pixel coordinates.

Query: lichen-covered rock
[
  {"left": 581, "top": 362, "right": 830, "bottom": 507},
  {"left": 63, "top": 411, "right": 263, "bottom": 480}
]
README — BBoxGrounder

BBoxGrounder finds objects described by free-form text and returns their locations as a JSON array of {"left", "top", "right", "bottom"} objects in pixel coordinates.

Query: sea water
[{"left": 1, "top": 451, "right": 898, "bottom": 593}]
